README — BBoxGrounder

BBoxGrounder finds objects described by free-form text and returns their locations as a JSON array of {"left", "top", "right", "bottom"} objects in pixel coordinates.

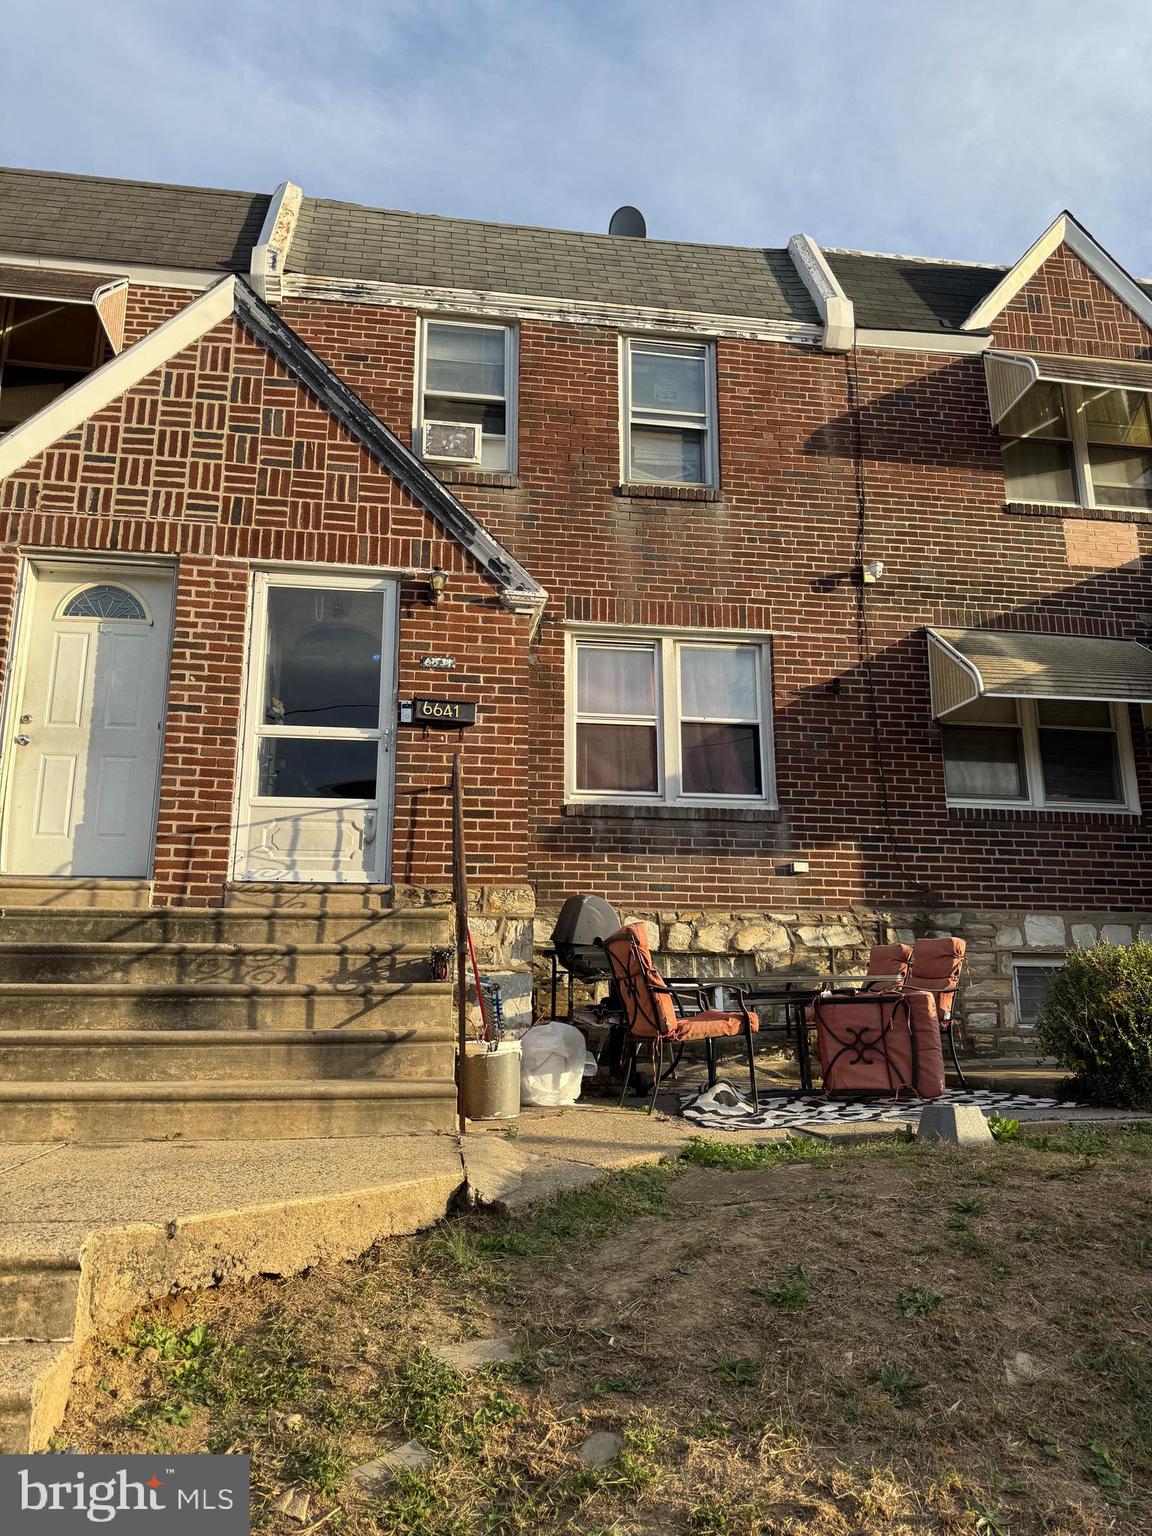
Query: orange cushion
[
  {"left": 669, "top": 1010, "right": 756, "bottom": 1041},
  {"left": 907, "top": 937, "right": 966, "bottom": 1020},
  {"left": 862, "top": 943, "right": 913, "bottom": 991}
]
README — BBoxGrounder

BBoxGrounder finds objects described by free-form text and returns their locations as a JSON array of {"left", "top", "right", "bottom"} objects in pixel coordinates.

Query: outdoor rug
[{"left": 679, "top": 1080, "right": 1090, "bottom": 1132}]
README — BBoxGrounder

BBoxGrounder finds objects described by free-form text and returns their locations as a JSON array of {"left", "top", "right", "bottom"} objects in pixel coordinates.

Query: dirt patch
[{"left": 61, "top": 1126, "right": 1152, "bottom": 1534}]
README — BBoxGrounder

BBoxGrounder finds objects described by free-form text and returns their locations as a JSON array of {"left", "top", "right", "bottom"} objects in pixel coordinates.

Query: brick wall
[
  {"left": 0, "top": 310, "right": 531, "bottom": 903},
  {"left": 279, "top": 268, "right": 1152, "bottom": 919},
  {"left": 2, "top": 249, "right": 1150, "bottom": 948}
]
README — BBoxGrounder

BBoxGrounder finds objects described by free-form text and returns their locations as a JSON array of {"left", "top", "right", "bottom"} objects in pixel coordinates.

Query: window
[
  {"left": 568, "top": 634, "right": 774, "bottom": 805},
  {"left": 0, "top": 298, "right": 107, "bottom": 434},
  {"left": 61, "top": 584, "right": 147, "bottom": 621},
  {"left": 1012, "top": 961, "right": 1063, "bottom": 1030},
  {"left": 941, "top": 697, "right": 1136, "bottom": 810},
  {"left": 1000, "top": 382, "right": 1152, "bottom": 512},
  {"left": 417, "top": 319, "right": 515, "bottom": 471},
  {"left": 622, "top": 338, "right": 716, "bottom": 486}
]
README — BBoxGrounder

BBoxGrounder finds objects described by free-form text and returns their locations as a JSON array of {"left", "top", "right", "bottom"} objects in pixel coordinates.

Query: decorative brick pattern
[{"left": 0, "top": 308, "right": 531, "bottom": 904}]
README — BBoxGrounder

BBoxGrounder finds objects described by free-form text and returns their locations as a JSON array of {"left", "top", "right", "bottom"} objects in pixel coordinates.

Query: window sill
[
  {"left": 948, "top": 802, "right": 1141, "bottom": 822},
  {"left": 615, "top": 483, "right": 724, "bottom": 503},
  {"left": 563, "top": 801, "right": 780, "bottom": 823},
  {"left": 1005, "top": 501, "right": 1152, "bottom": 525},
  {"left": 431, "top": 467, "right": 519, "bottom": 489}
]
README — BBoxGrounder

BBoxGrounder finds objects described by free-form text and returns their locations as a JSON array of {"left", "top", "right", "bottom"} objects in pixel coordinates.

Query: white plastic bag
[{"left": 519, "top": 1020, "right": 588, "bottom": 1107}]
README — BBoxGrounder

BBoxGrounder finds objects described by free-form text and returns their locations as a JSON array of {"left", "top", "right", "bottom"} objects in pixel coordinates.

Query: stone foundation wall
[{"left": 395, "top": 885, "right": 1152, "bottom": 1057}]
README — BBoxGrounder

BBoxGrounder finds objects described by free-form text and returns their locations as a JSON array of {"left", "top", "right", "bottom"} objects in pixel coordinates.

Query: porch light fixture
[{"left": 427, "top": 566, "right": 449, "bottom": 605}]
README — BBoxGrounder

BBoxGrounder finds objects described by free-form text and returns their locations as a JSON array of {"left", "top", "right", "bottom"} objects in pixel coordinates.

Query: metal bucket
[{"left": 461, "top": 1039, "right": 522, "bottom": 1121}]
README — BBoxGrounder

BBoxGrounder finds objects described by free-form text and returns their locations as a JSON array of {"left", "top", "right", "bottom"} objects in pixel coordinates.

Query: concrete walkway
[{"left": 0, "top": 1104, "right": 743, "bottom": 1454}]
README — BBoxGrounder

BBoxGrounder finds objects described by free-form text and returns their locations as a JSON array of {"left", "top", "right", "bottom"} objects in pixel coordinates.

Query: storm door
[{"left": 234, "top": 573, "right": 397, "bottom": 881}]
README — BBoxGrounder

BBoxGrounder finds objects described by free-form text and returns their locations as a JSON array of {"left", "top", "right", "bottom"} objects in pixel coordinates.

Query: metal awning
[
  {"left": 984, "top": 349, "right": 1152, "bottom": 423},
  {"left": 927, "top": 628, "right": 1152, "bottom": 716},
  {"left": 0, "top": 265, "right": 129, "bottom": 353}
]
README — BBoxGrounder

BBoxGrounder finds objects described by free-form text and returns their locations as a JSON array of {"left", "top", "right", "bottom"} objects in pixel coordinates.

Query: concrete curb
[{"left": 0, "top": 1136, "right": 467, "bottom": 1452}]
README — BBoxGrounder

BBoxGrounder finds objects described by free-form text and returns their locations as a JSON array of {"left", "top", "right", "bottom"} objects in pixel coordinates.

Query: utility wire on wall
[{"left": 845, "top": 347, "right": 916, "bottom": 892}]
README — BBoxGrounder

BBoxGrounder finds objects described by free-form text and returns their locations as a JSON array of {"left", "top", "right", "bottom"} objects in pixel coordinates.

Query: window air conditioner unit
[{"left": 422, "top": 420, "right": 483, "bottom": 465}]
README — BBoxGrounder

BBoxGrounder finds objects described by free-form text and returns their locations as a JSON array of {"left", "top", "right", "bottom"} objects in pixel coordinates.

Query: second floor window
[
  {"left": 418, "top": 319, "right": 515, "bottom": 471},
  {"left": 1000, "top": 382, "right": 1152, "bottom": 512},
  {"left": 622, "top": 338, "right": 716, "bottom": 486}
]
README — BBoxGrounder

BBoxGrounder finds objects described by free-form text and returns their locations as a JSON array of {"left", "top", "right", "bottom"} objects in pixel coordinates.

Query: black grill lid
[{"left": 551, "top": 894, "right": 622, "bottom": 950}]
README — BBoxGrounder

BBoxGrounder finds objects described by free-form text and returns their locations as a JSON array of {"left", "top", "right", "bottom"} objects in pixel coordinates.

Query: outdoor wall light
[{"left": 427, "top": 566, "right": 449, "bottom": 605}]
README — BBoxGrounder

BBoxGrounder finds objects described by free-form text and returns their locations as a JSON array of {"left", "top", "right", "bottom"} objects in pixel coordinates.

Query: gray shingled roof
[
  {"left": 288, "top": 198, "right": 819, "bottom": 323},
  {"left": 825, "top": 250, "right": 1006, "bottom": 331},
  {"left": 0, "top": 167, "right": 269, "bottom": 273},
  {"left": 3, "top": 165, "right": 1151, "bottom": 334}
]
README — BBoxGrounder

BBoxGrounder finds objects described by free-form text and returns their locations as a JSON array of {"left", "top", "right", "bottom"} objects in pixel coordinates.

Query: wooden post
[{"left": 451, "top": 753, "right": 469, "bottom": 1136}]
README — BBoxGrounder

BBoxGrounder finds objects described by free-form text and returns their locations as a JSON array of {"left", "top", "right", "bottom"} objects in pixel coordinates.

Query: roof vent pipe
[{"left": 608, "top": 205, "right": 647, "bottom": 238}]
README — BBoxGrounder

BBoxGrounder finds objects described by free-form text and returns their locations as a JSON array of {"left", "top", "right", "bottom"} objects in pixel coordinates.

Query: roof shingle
[
  {"left": 287, "top": 199, "right": 819, "bottom": 323},
  {"left": 0, "top": 167, "right": 269, "bottom": 273}
]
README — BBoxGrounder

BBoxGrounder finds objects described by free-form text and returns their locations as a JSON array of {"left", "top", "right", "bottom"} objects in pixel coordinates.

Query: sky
[{"left": 3, "top": 0, "right": 1152, "bottom": 271}]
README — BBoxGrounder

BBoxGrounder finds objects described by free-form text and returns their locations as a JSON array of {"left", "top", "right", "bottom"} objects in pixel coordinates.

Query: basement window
[
  {"left": 1012, "top": 960, "right": 1063, "bottom": 1030},
  {"left": 0, "top": 298, "right": 107, "bottom": 434},
  {"left": 566, "top": 632, "right": 775, "bottom": 807}
]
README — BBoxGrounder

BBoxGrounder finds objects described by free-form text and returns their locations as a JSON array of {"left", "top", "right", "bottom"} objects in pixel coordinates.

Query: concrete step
[
  {"left": 0, "top": 1080, "right": 458, "bottom": 1141},
  {"left": 0, "top": 980, "right": 453, "bottom": 1031},
  {"left": 0, "top": 906, "right": 452, "bottom": 945},
  {"left": 0, "top": 879, "right": 152, "bottom": 910},
  {"left": 0, "top": 1029, "right": 455, "bottom": 1082},
  {"left": 0, "top": 941, "right": 432, "bottom": 986},
  {"left": 222, "top": 882, "right": 410, "bottom": 912},
  {"left": 0, "top": 1341, "right": 73, "bottom": 1453}
]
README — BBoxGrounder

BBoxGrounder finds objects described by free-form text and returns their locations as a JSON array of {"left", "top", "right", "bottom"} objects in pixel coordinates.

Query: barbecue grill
[
  {"left": 551, "top": 894, "right": 622, "bottom": 978},
  {"left": 548, "top": 893, "right": 622, "bottom": 1017}
]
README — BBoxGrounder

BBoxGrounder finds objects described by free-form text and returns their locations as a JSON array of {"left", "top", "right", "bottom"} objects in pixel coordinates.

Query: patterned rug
[{"left": 679, "top": 1080, "right": 1087, "bottom": 1132}]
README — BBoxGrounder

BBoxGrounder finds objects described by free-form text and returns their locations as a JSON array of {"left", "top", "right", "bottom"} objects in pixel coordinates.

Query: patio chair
[
  {"left": 906, "top": 937, "right": 968, "bottom": 1088},
  {"left": 600, "top": 924, "right": 760, "bottom": 1115},
  {"left": 860, "top": 943, "right": 913, "bottom": 989}
]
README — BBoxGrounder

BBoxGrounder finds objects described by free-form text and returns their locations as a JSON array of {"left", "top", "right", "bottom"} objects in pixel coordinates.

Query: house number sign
[{"left": 400, "top": 698, "right": 477, "bottom": 727}]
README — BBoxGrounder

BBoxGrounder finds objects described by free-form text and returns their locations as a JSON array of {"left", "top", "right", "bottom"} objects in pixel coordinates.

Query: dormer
[
  {"left": 973, "top": 213, "right": 1152, "bottom": 513},
  {"left": 0, "top": 267, "right": 127, "bottom": 435}
]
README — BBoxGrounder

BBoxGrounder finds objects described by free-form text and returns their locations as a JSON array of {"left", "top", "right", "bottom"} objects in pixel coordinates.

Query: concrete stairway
[{"left": 0, "top": 882, "right": 457, "bottom": 1141}]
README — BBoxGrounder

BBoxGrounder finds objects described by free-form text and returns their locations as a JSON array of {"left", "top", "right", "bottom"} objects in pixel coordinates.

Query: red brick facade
[
  {"left": 0, "top": 311, "right": 531, "bottom": 904},
  {"left": 0, "top": 239, "right": 1150, "bottom": 945}
]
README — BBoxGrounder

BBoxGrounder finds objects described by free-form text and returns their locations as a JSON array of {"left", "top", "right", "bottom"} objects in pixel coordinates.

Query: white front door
[
  {"left": 233, "top": 572, "right": 398, "bottom": 882},
  {"left": 2, "top": 565, "right": 174, "bottom": 877}
]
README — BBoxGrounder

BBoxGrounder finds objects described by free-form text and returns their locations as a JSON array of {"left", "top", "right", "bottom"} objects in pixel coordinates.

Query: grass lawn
[{"left": 61, "top": 1124, "right": 1152, "bottom": 1535}]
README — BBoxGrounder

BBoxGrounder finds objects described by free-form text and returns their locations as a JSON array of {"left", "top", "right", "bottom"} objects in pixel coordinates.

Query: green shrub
[{"left": 1037, "top": 942, "right": 1152, "bottom": 1107}]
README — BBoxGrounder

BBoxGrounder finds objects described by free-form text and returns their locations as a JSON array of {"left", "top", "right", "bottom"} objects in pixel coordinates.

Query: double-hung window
[
  {"left": 622, "top": 338, "right": 716, "bottom": 486},
  {"left": 417, "top": 318, "right": 516, "bottom": 471},
  {"left": 1000, "top": 383, "right": 1152, "bottom": 512},
  {"left": 940, "top": 697, "right": 1137, "bottom": 810},
  {"left": 568, "top": 633, "right": 774, "bottom": 806}
]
